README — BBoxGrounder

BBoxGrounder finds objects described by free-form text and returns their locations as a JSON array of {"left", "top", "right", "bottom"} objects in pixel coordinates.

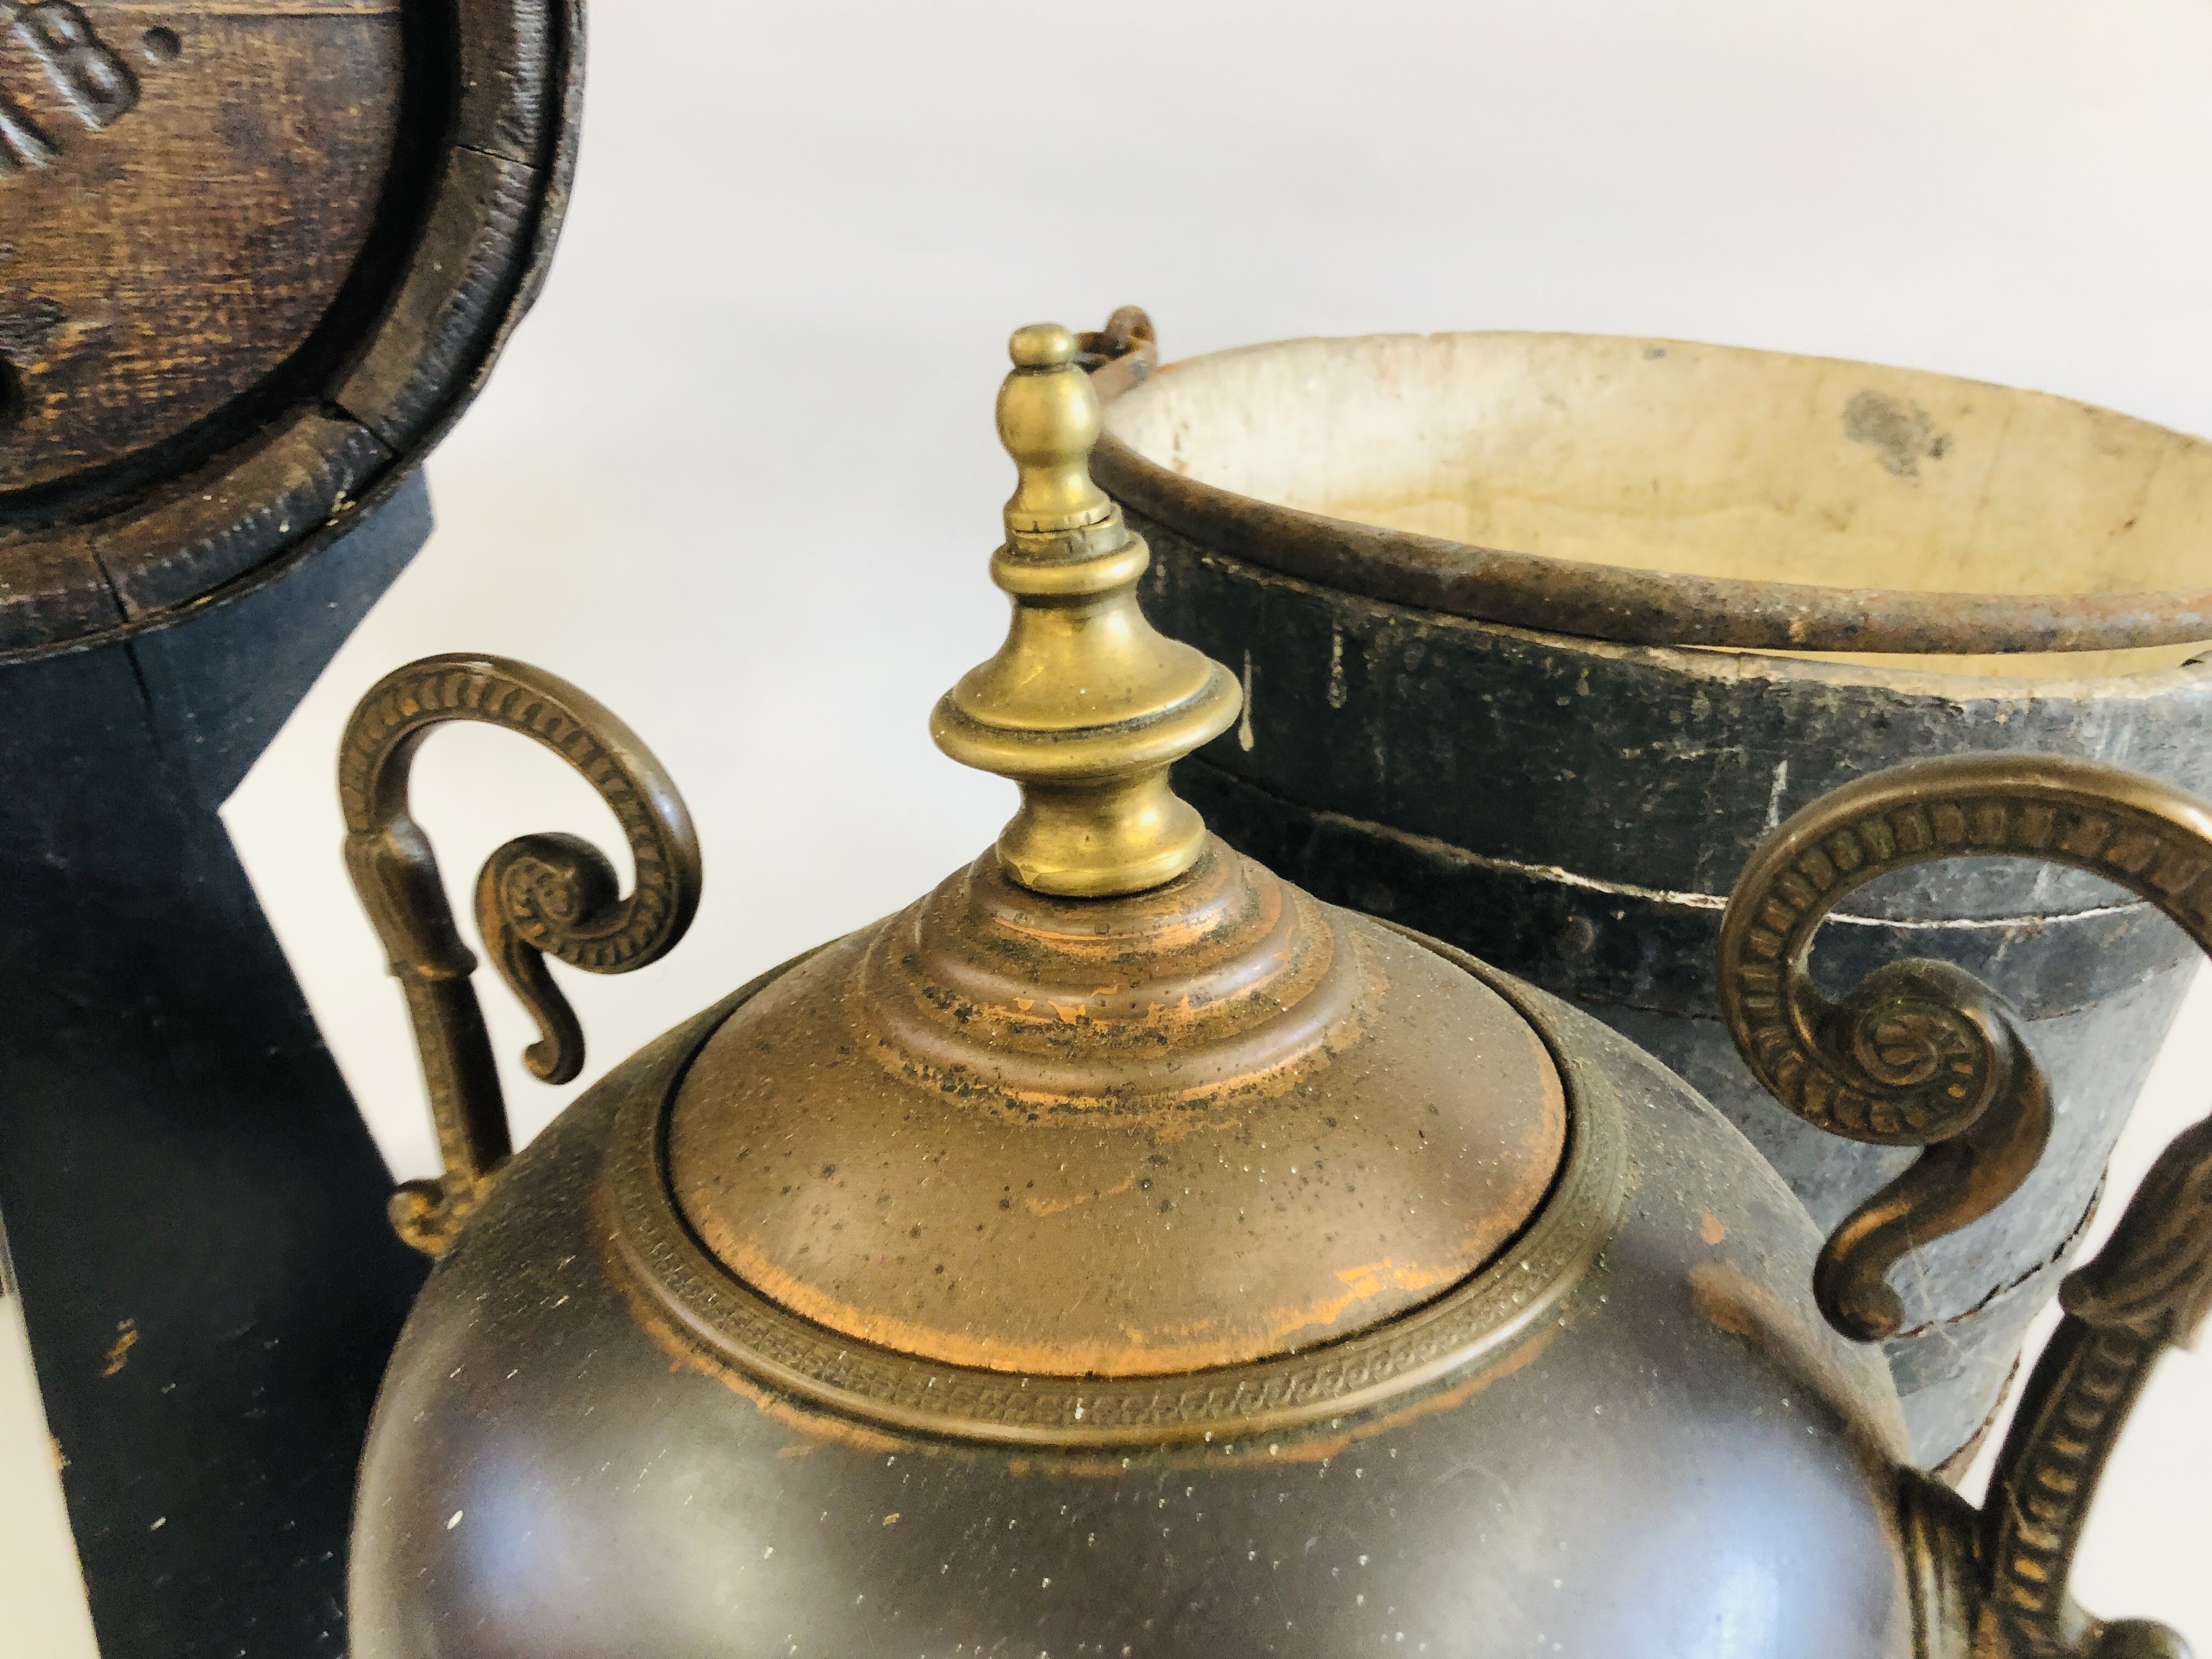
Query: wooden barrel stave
[
  {"left": 0, "top": 4, "right": 579, "bottom": 1650},
  {"left": 0, "top": 0, "right": 578, "bottom": 659},
  {"left": 100, "top": 408, "right": 393, "bottom": 614}
]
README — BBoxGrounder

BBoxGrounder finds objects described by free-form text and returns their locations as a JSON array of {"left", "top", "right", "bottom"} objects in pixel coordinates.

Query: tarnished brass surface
[
  {"left": 845, "top": 839, "right": 1363, "bottom": 1109},
  {"left": 932, "top": 323, "right": 1240, "bottom": 897},
  {"left": 1720, "top": 752, "right": 2212, "bottom": 1656},
  {"left": 343, "top": 318, "right": 2209, "bottom": 1659},
  {"left": 1716, "top": 755, "right": 2212, "bottom": 1342},
  {"left": 664, "top": 845, "right": 1566, "bottom": 1377},
  {"left": 647, "top": 331, "right": 1565, "bottom": 1378},
  {"left": 359, "top": 955, "right": 1906, "bottom": 1659},
  {"left": 338, "top": 654, "right": 702, "bottom": 1254},
  {"left": 1976, "top": 1108, "right": 2212, "bottom": 1659},
  {"left": 618, "top": 927, "right": 1606, "bottom": 1444},
  {"left": 354, "top": 319, "right": 1956, "bottom": 1659}
]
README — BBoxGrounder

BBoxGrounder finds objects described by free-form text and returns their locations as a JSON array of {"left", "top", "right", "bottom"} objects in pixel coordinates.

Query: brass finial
[
  {"left": 999, "top": 323, "right": 1111, "bottom": 534},
  {"left": 932, "top": 324, "right": 1242, "bottom": 897}
]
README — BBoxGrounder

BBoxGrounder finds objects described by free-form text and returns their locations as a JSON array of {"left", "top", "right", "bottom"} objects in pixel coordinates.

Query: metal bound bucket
[{"left": 1088, "top": 313, "right": 2212, "bottom": 1472}]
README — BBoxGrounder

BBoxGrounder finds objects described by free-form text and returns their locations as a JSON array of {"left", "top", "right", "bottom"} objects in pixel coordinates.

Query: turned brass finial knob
[
  {"left": 931, "top": 324, "right": 1242, "bottom": 898},
  {"left": 1000, "top": 323, "right": 1111, "bottom": 535}
]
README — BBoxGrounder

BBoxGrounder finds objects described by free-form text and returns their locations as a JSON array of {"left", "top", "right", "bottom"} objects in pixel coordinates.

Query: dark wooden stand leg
[{"left": 0, "top": 473, "right": 434, "bottom": 1657}]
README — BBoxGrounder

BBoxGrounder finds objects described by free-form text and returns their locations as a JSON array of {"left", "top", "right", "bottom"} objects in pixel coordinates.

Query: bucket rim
[{"left": 1089, "top": 321, "right": 2212, "bottom": 662}]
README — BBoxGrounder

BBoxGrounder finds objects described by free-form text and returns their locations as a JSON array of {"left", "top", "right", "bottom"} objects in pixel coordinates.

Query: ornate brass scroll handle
[
  {"left": 339, "top": 655, "right": 702, "bottom": 1255},
  {"left": 1720, "top": 753, "right": 2212, "bottom": 1657},
  {"left": 1967, "top": 1107, "right": 2212, "bottom": 1659},
  {"left": 1719, "top": 754, "right": 2201, "bottom": 1340}
]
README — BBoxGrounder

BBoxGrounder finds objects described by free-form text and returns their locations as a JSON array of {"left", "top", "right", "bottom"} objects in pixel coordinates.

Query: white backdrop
[{"left": 217, "top": 0, "right": 2212, "bottom": 1646}]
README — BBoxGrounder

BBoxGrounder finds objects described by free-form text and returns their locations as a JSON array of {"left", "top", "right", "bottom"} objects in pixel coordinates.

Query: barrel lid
[
  {"left": 662, "top": 326, "right": 1567, "bottom": 1376},
  {"left": 0, "top": 0, "right": 580, "bottom": 658}
]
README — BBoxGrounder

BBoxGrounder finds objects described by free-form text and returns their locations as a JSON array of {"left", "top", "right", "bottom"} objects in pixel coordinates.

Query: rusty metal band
[{"left": 599, "top": 933, "right": 1628, "bottom": 1448}]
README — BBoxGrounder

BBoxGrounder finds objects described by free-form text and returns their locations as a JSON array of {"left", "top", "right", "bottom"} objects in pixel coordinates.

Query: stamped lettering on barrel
[
  {"left": 14, "top": 2, "right": 138, "bottom": 127},
  {"left": 1, "top": 0, "right": 155, "bottom": 178},
  {"left": 0, "top": 86, "right": 56, "bottom": 172}
]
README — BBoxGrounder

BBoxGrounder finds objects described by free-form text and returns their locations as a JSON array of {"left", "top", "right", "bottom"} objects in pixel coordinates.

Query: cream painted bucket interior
[{"left": 1105, "top": 333, "right": 2212, "bottom": 678}]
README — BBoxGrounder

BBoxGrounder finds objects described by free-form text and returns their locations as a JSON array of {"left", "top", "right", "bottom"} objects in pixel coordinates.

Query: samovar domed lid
[{"left": 663, "top": 325, "right": 1568, "bottom": 1377}]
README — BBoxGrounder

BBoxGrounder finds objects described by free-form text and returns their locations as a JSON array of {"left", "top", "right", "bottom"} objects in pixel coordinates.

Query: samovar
[{"left": 341, "top": 325, "right": 2209, "bottom": 1658}]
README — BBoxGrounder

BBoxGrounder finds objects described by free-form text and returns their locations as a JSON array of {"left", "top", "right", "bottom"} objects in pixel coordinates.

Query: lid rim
[{"left": 603, "top": 926, "right": 1616, "bottom": 1446}]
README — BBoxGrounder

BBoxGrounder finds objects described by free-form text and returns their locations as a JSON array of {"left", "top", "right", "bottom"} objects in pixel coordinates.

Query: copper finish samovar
[{"left": 340, "top": 326, "right": 2210, "bottom": 1658}]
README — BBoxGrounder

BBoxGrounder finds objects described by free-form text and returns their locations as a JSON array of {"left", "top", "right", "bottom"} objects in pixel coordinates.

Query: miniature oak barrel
[
  {"left": 1096, "top": 326, "right": 2212, "bottom": 1473},
  {"left": 0, "top": 0, "right": 579, "bottom": 654},
  {"left": 0, "top": 5, "right": 578, "bottom": 1652}
]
